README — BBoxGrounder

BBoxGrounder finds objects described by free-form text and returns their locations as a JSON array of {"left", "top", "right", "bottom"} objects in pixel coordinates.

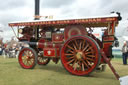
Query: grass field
[{"left": 0, "top": 56, "right": 128, "bottom": 85}]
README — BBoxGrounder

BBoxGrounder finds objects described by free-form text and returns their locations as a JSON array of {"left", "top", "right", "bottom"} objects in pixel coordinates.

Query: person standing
[{"left": 122, "top": 41, "right": 128, "bottom": 65}]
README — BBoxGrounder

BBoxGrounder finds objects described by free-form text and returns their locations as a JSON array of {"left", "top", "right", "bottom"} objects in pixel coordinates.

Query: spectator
[
  {"left": 0, "top": 44, "right": 3, "bottom": 55},
  {"left": 121, "top": 41, "right": 128, "bottom": 65}
]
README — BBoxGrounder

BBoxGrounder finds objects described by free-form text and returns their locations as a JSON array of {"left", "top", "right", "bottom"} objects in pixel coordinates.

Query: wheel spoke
[
  {"left": 24, "top": 51, "right": 28, "bottom": 56},
  {"left": 72, "top": 59, "right": 77, "bottom": 67},
  {"left": 85, "top": 47, "right": 92, "bottom": 52},
  {"left": 30, "top": 58, "right": 34, "bottom": 63},
  {"left": 74, "top": 40, "right": 78, "bottom": 49},
  {"left": 87, "top": 55, "right": 95, "bottom": 58},
  {"left": 78, "top": 60, "right": 82, "bottom": 70},
  {"left": 82, "top": 43, "right": 89, "bottom": 52},
  {"left": 72, "top": 43, "right": 77, "bottom": 50},
  {"left": 29, "top": 55, "right": 34, "bottom": 59},
  {"left": 85, "top": 51, "right": 92, "bottom": 55},
  {"left": 67, "top": 45, "right": 75, "bottom": 51},
  {"left": 29, "top": 52, "right": 33, "bottom": 57},
  {"left": 90, "top": 49, "right": 94, "bottom": 54},
  {"left": 67, "top": 58, "right": 75, "bottom": 64},
  {"left": 74, "top": 63, "right": 78, "bottom": 71},
  {"left": 29, "top": 60, "right": 33, "bottom": 65},
  {"left": 85, "top": 60, "right": 91, "bottom": 66},
  {"left": 82, "top": 63, "right": 85, "bottom": 71},
  {"left": 66, "top": 56, "right": 75, "bottom": 60},
  {"left": 22, "top": 56, "right": 26, "bottom": 60},
  {"left": 26, "top": 51, "right": 30, "bottom": 56},
  {"left": 82, "top": 40, "right": 85, "bottom": 49},
  {"left": 65, "top": 53, "right": 74, "bottom": 56},
  {"left": 86, "top": 57, "right": 94, "bottom": 62},
  {"left": 82, "top": 60, "right": 90, "bottom": 69},
  {"left": 41, "top": 59, "right": 43, "bottom": 62},
  {"left": 24, "top": 60, "right": 28, "bottom": 65},
  {"left": 27, "top": 61, "right": 30, "bottom": 66},
  {"left": 68, "top": 50, "right": 75, "bottom": 54},
  {"left": 22, "top": 59, "right": 26, "bottom": 64},
  {"left": 79, "top": 41, "right": 82, "bottom": 50}
]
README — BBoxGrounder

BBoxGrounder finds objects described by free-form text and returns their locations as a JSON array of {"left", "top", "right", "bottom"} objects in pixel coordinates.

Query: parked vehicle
[{"left": 8, "top": 12, "right": 122, "bottom": 80}]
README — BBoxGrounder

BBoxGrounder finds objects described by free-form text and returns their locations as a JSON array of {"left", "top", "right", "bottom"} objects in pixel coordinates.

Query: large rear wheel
[
  {"left": 61, "top": 36, "right": 101, "bottom": 76},
  {"left": 18, "top": 47, "right": 37, "bottom": 69}
]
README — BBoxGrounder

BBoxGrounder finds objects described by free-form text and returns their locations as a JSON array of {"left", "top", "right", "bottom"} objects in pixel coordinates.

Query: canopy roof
[{"left": 9, "top": 13, "right": 119, "bottom": 28}]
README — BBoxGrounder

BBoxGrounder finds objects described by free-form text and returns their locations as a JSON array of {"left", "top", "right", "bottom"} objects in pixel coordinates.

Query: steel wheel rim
[
  {"left": 61, "top": 36, "right": 100, "bottom": 76},
  {"left": 19, "top": 48, "right": 36, "bottom": 69}
]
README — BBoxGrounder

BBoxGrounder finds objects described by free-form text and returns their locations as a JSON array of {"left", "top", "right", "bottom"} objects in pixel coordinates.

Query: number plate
[{"left": 43, "top": 48, "right": 56, "bottom": 57}]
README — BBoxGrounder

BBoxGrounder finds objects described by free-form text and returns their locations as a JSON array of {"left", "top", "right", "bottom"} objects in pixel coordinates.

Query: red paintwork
[
  {"left": 100, "top": 42, "right": 113, "bottom": 63},
  {"left": 18, "top": 48, "right": 36, "bottom": 69},
  {"left": 103, "top": 43, "right": 113, "bottom": 56},
  {"left": 18, "top": 34, "right": 31, "bottom": 41},
  {"left": 9, "top": 13, "right": 121, "bottom": 77},
  {"left": 43, "top": 48, "right": 60, "bottom": 57},
  {"left": 38, "top": 39, "right": 62, "bottom": 57},
  {"left": 61, "top": 36, "right": 100, "bottom": 76},
  {"left": 103, "top": 36, "right": 114, "bottom": 42},
  {"left": 52, "top": 33, "right": 64, "bottom": 43},
  {"left": 64, "top": 25, "right": 88, "bottom": 40},
  {"left": 37, "top": 38, "right": 45, "bottom": 49},
  {"left": 43, "top": 48, "right": 56, "bottom": 57}
]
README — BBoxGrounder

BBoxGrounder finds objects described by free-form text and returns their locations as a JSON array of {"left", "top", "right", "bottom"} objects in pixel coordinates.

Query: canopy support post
[{"left": 11, "top": 27, "right": 18, "bottom": 39}]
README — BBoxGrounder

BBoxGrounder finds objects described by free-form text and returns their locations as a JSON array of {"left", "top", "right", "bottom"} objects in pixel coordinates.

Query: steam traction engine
[{"left": 9, "top": 13, "right": 121, "bottom": 79}]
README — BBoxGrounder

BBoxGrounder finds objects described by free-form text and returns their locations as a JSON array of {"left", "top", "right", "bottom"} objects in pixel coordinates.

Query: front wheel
[
  {"left": 61, "top": 36, "right": 101, "bottom": 76},
  {"left": 18, "top": 47, "right": 37, "bottom": 69}
]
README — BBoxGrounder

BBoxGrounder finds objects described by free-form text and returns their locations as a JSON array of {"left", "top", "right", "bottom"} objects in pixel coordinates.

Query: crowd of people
[
  {"left": 0, "top": 43, "right": 19, "bottom": 58},
  {"left": 0, "top": 42, "right": 28, "bottom": 58}
]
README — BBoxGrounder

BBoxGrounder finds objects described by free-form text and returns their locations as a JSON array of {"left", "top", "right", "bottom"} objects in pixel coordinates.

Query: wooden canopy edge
[{"left": 8, "top": 16, "right": 118, "bottom": 27}]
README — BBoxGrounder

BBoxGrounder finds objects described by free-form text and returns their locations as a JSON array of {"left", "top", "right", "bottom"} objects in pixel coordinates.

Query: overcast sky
[{"left": 0, "top": 0, "right": 128, "bottom": 42}]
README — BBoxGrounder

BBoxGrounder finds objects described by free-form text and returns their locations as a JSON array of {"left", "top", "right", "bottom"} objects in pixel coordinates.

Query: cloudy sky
[{"left": 0, "top": 0, "right": 128, "bottom": 42}]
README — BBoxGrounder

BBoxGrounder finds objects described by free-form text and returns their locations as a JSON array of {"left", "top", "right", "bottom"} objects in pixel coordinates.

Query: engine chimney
[
  {"left": 35, "top": 0, "right": 40, "bottom": 20},
  {"left": 34, "top": 0, "right": 40, "bottom": 39}
]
